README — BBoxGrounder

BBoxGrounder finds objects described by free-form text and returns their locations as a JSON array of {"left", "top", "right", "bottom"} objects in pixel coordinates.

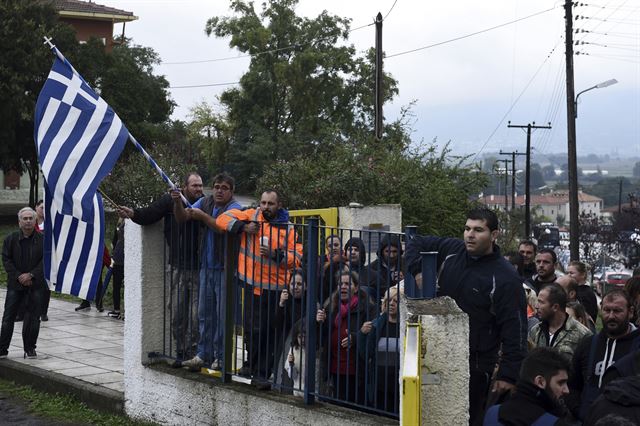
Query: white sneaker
[
  {"left": 211, "top": 359, "right": 222, "bottom": 370},
  {"left": 182, "top": 355, "right": 204, "bottom": 371}
]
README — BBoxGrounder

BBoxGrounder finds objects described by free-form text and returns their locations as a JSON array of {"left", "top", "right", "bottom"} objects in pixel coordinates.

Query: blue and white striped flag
[{"left": 34, "top": 48, "right": 128, "bottom": 300}]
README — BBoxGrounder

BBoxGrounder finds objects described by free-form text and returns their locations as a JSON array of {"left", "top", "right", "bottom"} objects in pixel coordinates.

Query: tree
[
  {"left": 187, "top": 102, "right": 231, "bottom": 182},
  {"left": 0, "top": 0, "right": 175, "bottom": 206},
  {"left": 205, "top": 0, "right": 399, "bottom": 191},
  {"left": 101, "top": 142, "right": 196, "bottom": 208},
  {"left": 587, "top": 177, "right": 638, "bottom": 208},
  {"left": 0, "top": 0, "right": 77, "bottom": 205},
  {"left": 258, "top": 137, "right": 488, "bottom": 234},
  {"left": 542, "top": 164, "right": 556, "bottom": 180}
]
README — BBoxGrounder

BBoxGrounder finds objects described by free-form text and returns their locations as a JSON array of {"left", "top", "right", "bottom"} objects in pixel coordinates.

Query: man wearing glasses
[{"left": 174, "top": 173, "right": 241, "bottom": 371}]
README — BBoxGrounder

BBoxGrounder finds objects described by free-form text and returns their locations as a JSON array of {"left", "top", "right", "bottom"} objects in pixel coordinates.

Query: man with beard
[
  {"left": 569, "top": 289, "right": 640, "bottom": 421},
  {"left": 484, "top": 347, "right": 572, "bottom": 425},
  {"left": 519, "top": 240, "right": 537, "bottom": 280},
  {"left": 525, "top": 249, "right": 558, "bottom": 294},
  {"left": 217, "top": 189, "right": 302, "bottom": 388},
  {"left": 117, "top": 172, "right": 204, "bottom": 360},
  {"left": 174, "top": 173, "right": 241, "bottom": 371},
  {"left": 406, "top": 208, "right": 527, "bottom": 426},
  {"left": 529, "top": 283, "right": 592, "bottom": 360}
]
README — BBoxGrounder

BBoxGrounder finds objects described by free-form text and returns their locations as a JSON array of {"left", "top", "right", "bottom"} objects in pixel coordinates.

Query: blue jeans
[{"left": 197, "top": 269, "right": 224, "bottom": 363}]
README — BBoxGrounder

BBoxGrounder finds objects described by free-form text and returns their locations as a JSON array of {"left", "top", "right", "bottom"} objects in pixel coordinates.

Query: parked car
[{"left": 594, "top": 270, "right": 632, "bottom": 296}]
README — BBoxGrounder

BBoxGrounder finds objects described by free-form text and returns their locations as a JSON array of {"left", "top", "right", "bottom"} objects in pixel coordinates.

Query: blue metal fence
[{"left": 157, "top": 218, "right": 438, "bottom": 418}]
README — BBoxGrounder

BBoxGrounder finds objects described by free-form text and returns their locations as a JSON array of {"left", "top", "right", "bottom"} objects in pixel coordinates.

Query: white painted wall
[
  {"left": 338, "top": 204, "right": 402, "bottom": 233},
  {"left": 399, "top": 296, "right": 470, "bottom": 426}
]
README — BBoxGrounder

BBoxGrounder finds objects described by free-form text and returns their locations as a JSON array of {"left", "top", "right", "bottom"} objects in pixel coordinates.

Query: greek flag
[{"left": 34, "top": 48, "right": 128, "bottom": 300}]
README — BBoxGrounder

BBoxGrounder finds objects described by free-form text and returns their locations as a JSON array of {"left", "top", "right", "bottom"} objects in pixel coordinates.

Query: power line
[
  {"left": 385, "top": 6, "right": 557, "bottom": 59},
  {"left": 160, "top": 22, "right": 374, "bottom": 65},
  {"left": 470, "top": 40, "right": 561, "bottom": 163},
  {"left": 577, "top": 51, "right": 640, "bottom": 63},
  {"left": 170, "top": 81, "right": 240, "bottom": 89},
  {"left": 383, "top": 0, "right": 399, "bottom": 20}
]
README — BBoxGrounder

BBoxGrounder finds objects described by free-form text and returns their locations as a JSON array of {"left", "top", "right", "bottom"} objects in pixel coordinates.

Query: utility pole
[
  {"left": 497, "top": 159, "right": 511, "bottom": 210},
  {"left": 565, "top": 0, "right": 579, "bottom": 261},
  {"left": 619, "top": 179, "right": 623, "bottom": 214},
  {"left": 500, "top": 150, "right": 526, "bottom": 210},
  {"left": 508, "top": 122, "right": 552, "bottom": 239},
  {"left": 374, "top": 12, "right": 383, "bottom": 140}
]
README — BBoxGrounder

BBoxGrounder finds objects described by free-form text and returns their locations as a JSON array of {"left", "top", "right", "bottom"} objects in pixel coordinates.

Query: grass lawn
[{"left": 0, "top": 378, "right": 155, "bottom": 426}]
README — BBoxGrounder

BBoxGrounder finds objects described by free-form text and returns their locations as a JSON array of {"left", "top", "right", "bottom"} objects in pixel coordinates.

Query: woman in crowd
[
  {"left": 566, "top": 261, "right": 598, "bottom": 324},
  {"left": 35, "top": 200, "right": 50, "bottom": 321},
  {"left": 109, "top": 218, "right": 125, "bottom": 318},
  {"left": 280, "top": 319, "right": 307, "bottom": 396},
  {"left": 566, "top": 301, "right": 596, "bottom": 333},
  {"left": 273, "top": 268, "right": 307, "bottom": 388},
  {"left": 357, "top": 286, "right": 402, "bottom": 414},
  {"left": 504, "top": 252, "right": 525, "bottom": 279},
  {"left": 316, "top": 270, "right": 376, "bottom": 405}
]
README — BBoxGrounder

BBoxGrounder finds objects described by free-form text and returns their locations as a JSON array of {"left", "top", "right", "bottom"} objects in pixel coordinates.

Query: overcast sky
[{"left": 105, "top": 0, "right": 640, "bottom": 158}]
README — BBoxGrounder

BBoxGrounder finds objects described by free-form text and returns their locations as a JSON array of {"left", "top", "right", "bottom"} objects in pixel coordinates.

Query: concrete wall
[
  {"left": 338, "top": 204, "right": 402, "bottom": 233},
  {"left": 123, "top": 222, "right": 394, "bottom": 425},
  {"left": 399, "top": 295, "right": 470, "bottom": 426}
]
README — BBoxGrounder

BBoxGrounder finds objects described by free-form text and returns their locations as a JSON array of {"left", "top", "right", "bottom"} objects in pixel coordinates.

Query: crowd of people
[{"left": 3, "top": 171, "right": 640, "bottom": 424}]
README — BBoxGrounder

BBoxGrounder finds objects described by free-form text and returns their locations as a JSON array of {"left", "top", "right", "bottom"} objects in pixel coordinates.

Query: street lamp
[
  {"left": 575, "top": 79, "right": 618, "bottom": 118},
  {"left": 568, "top": 77, "right": 618, "bottom": 261}
]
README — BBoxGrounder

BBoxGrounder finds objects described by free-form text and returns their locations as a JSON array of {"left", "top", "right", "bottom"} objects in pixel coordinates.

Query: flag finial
[{"left": 43, "top": 36, "right": 55, "bottom": 49}]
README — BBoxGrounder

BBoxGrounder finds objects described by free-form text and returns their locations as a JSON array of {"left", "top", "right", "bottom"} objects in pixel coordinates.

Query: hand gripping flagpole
[{"left": 43, "top": 37, "right": 192, "bottom": 208}]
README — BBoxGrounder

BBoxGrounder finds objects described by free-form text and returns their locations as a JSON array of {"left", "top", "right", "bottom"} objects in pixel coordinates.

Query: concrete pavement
[{"left": 0, "top": 287, "right": 124, "bottom": 414}]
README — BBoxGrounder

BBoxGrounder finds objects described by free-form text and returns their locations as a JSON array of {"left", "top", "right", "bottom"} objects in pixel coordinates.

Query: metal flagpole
[{"left": 43, "top": 37, "right": 192, "bottom": 208}]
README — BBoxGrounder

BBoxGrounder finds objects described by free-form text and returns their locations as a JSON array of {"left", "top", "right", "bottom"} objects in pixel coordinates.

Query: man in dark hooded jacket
[
  {"left": 368, "top": 234, "right": 403, "bottom": 300},
  {"left": 568, "top": 290, "right": 640, "bottom": 420},
  {"left": 406, "top": 208, "right": 527, "bottom": 425},
  {"left": 584, "top": 375, "right": 640, "bottom": 426}
]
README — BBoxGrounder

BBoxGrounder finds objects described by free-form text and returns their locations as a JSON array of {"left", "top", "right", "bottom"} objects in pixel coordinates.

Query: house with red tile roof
[
  {"left": 52, "top": 0, "right": 137, "bottom": 52},
  {"left": 480, "top": 190, "right": 603, "bottom": 224}
]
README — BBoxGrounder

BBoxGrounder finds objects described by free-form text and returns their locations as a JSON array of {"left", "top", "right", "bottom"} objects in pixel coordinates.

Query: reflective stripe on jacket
[{"left": 216, "top": 208, "right": 302, "bottom": 294}]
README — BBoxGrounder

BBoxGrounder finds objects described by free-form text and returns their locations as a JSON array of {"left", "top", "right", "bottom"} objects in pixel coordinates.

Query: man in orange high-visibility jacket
[{"left": 216, "top": 189, "right": 302, "bottom": 388}]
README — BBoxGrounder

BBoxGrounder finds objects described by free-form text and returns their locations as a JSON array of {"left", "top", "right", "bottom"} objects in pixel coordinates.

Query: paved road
[{"left": 0, "top": 391, "right": 81, "bottom": 425}]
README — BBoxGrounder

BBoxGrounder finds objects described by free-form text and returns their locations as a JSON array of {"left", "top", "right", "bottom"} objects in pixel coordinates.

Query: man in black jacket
[
  {"left": 484, "top": 347, "right": 571, "bottom": 425},
  {"left": 368, "top": 234, "right": 403, "bottom": 299},
  {"left": 406, "top": 207, "right": 527, "bottom": 426},
  {"left": 118, "top": 172, "right": 203, "bottom": 360},
  {"left": 518, "top": 240, "right": 537, "bottom": 280},
  {"left": 0, "top": 207, "right": 46, "bottom": 359},
  {"left": 525, "top": 249, "right": 558, "bottom": 294}
]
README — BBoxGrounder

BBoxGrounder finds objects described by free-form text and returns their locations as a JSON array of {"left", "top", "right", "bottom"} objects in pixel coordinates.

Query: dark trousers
[
  {"left": 0, "top": 286, "right": 45, "bottom": 353},
  {"left": 469, "top": 369, "right": 492, "bottom": 426},
  {"left": 112, "top": 264, "right": 124, "bottom": 311},
  {"left": 244, "top": 286, "right": 278, "bottom": 379},
  {"left": 41, "top": 286, "right": 50, "bottom": 316},
  {"left": 332, "top": 373, "right": 364, "bottom": 405}
]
